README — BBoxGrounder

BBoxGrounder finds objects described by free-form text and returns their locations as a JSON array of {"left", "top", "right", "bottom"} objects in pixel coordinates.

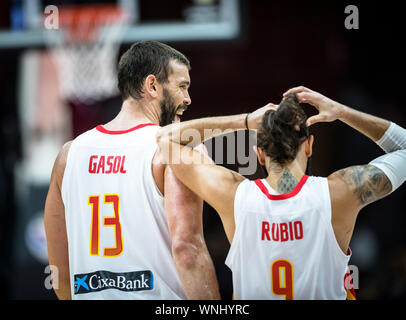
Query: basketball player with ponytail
[{"left": 156, "top": 86, "right": 406, "bottom": 300}]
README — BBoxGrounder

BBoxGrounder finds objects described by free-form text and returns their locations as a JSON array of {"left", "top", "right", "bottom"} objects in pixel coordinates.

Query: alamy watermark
[
  {"left": 44, "top": 5, "right": 59, "bottom": 30},
  {"left": 44, "top": 4, "right": 360, "bottom": 31},
  {"left": 44, "top": 264, "right": 359, "bottom": 292},
  {"left": 156, "top": 126, "right": 259, "bottom": 175},
  {"left": 345, "top": 264, "right": 359, "bottom": 290},
  {"left": 44, "top": 265, "right": 59, "bottom": 290},
  {"left": 345, "top": 5, "right": 359, "bottom": 30}
]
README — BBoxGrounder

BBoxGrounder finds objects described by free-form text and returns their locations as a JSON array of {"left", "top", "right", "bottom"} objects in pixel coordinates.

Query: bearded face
[{"left": 159, "top": 87, "right": 188, "bottom": 126}]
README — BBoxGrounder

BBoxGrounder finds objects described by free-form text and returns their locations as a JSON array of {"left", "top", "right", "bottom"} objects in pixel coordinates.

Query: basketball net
[{"left": 43, "top": 5, "right": 130, "bottom": 104}]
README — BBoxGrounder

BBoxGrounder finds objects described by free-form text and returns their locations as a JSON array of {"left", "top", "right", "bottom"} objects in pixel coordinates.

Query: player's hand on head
[
  {"left": 283, "top": 86, "right": 343, "bottom": 127},
  {"left": 248, "top": 103, "right": 278, "bottom": 130}
]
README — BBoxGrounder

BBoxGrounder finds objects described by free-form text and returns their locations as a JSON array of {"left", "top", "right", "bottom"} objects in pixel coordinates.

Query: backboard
[{"left": 0, "top": 0, "right": 241, "bottom": 49}]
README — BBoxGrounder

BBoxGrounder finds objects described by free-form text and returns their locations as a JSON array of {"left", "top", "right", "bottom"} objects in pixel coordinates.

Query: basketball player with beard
[{"left": 44, "top": 41, "right": 220, "bottom": 299}]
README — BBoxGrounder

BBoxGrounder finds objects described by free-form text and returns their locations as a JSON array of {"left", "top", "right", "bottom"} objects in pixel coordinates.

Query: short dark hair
[
  {"left": 117, "top": 40, "right": 191, "bottom": 100},
  {"left": 257, "top": 93, "right": 309, "bottom": 166}
]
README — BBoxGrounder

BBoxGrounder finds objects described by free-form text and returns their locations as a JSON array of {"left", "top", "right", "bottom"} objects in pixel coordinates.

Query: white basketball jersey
[
  {"left": 61, "top": 123, "right": 187, "bottom": 300},
  {"left": 226, "top": 175, "right": 351, "bottom": 300}
]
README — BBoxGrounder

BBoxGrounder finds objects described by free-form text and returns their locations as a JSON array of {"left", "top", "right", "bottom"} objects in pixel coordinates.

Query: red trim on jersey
[
  {"left": 254, "top": 175, "right": 309, "bottom": 200},
  {"left": 96, "top": 123, "right": 157, "bottom": 135},
  {"left": 344, "top": 258, "right": 357, "bottom": 300}
]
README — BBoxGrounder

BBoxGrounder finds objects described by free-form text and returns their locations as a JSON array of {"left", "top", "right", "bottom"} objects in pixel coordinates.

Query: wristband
[{"left": 245, "top": 113, "right": 250, "bottom": 130}]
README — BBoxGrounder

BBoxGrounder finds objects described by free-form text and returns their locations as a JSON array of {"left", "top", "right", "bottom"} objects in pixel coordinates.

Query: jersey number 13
[{"left": 88, "top": 194, "right": 123, "bottom": 257}]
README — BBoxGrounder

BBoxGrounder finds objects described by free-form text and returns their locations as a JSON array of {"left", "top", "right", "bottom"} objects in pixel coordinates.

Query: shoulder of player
[
  {"left": 327, "top": 165, "right": 391, "bottom": 209},
  {"left": 58, "top": 140, "right": 73, "bottom": 165},
  {"left": 327, "top": 168, "right": 359, "bottom": 208},
  {"left": 229, "top": 170, "right": 246, "bottom": 187},
  {"left": 52, "top": 141, "right": 73, "bottom": 188}
]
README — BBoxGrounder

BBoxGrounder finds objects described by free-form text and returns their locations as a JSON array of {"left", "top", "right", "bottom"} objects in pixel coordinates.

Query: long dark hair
[{"left": 257, "top": 93, "right": 310, "bottom": 167}]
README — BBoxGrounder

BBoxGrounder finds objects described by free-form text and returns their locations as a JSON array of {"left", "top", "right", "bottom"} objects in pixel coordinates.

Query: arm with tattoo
[
  {"left": 282, "top": 86, "right": 406, "bottom": 254},
  {"left": 283, "top": 86, "right": 405, "bottom": 208},
  {"left": 335, "top": 165, "right": 392, "bottom": 208}
]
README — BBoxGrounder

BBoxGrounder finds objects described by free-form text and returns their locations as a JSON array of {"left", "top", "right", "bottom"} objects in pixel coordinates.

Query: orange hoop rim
[{"left": 54, "top": 4, "right": 128, "bottom": 43}]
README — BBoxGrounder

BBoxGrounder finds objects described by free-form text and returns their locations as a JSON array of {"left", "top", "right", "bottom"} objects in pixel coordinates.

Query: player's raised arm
[
  {"left": 283, "top": 86, "right": 391, "bottom": 140},
  {"left": 284, "top": 86, "right": 406, "bottom": 252},
  {"left": 284, "top": 86, "right": 406, "bottom": 205},
  {"left": 157, "top": 103, "right": 276, "bottom": 148},
  {"left": 156, "top": 104, "right": 275, "bottom": 242}
]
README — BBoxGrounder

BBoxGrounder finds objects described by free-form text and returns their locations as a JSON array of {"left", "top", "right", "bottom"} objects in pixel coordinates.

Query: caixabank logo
[{"left": 74, "top": 270, "right": 153, "bottom": 295}]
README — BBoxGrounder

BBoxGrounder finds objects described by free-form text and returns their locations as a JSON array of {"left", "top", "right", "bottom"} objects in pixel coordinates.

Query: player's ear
[
  {"left": 144, "top": 74, "right": 159, "bottom": 98},
  {"left": 305, "top": 135, "right": 314, "bottom": 158},
  {"left": 253, "top": 145, "right": 266, "bottom": 166}
]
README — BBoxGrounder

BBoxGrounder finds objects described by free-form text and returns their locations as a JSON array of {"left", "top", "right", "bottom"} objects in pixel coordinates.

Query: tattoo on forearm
[
  {"left": 338, "top": 165, "right": 392, "bottom": 205},
  {"left": 277, "top": 169, "right": 299, "bottom": 193}
]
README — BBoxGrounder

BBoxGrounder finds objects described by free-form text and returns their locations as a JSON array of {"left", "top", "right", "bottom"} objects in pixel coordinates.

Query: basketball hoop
[{"left": 43, "top": 4, "right": 130, "bottom": 104}]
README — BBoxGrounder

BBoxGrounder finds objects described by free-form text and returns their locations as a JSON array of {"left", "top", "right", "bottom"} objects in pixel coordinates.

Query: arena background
[{"left": 0, "top": 0, "right": 405, "bottom": 300}]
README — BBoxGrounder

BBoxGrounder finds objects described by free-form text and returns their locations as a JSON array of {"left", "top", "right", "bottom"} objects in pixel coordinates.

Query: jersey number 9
[{"left": 271, "top": 259, "right": 294, "bottom": 300}]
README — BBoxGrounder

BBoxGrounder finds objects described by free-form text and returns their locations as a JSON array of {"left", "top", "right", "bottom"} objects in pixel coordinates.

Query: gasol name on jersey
[
  {"left": 88, "top": 155, "right": 127, "bottom": 174},
  {"left": 74, "top": 270, "right": 153, "bottom": 295}
]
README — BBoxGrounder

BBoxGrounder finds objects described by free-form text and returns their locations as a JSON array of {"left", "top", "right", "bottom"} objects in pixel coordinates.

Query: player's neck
[
  {"left": 265, "top": 161, "right": 306, "bottom": 194},
  {"left": 103, "top": 99, "right": 160, "bottom": 130}
]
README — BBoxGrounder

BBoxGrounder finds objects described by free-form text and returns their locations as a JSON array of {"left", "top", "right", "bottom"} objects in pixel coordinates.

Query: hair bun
[{"left": 257, "top": 93, "right": 309, "bottom": 166}]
